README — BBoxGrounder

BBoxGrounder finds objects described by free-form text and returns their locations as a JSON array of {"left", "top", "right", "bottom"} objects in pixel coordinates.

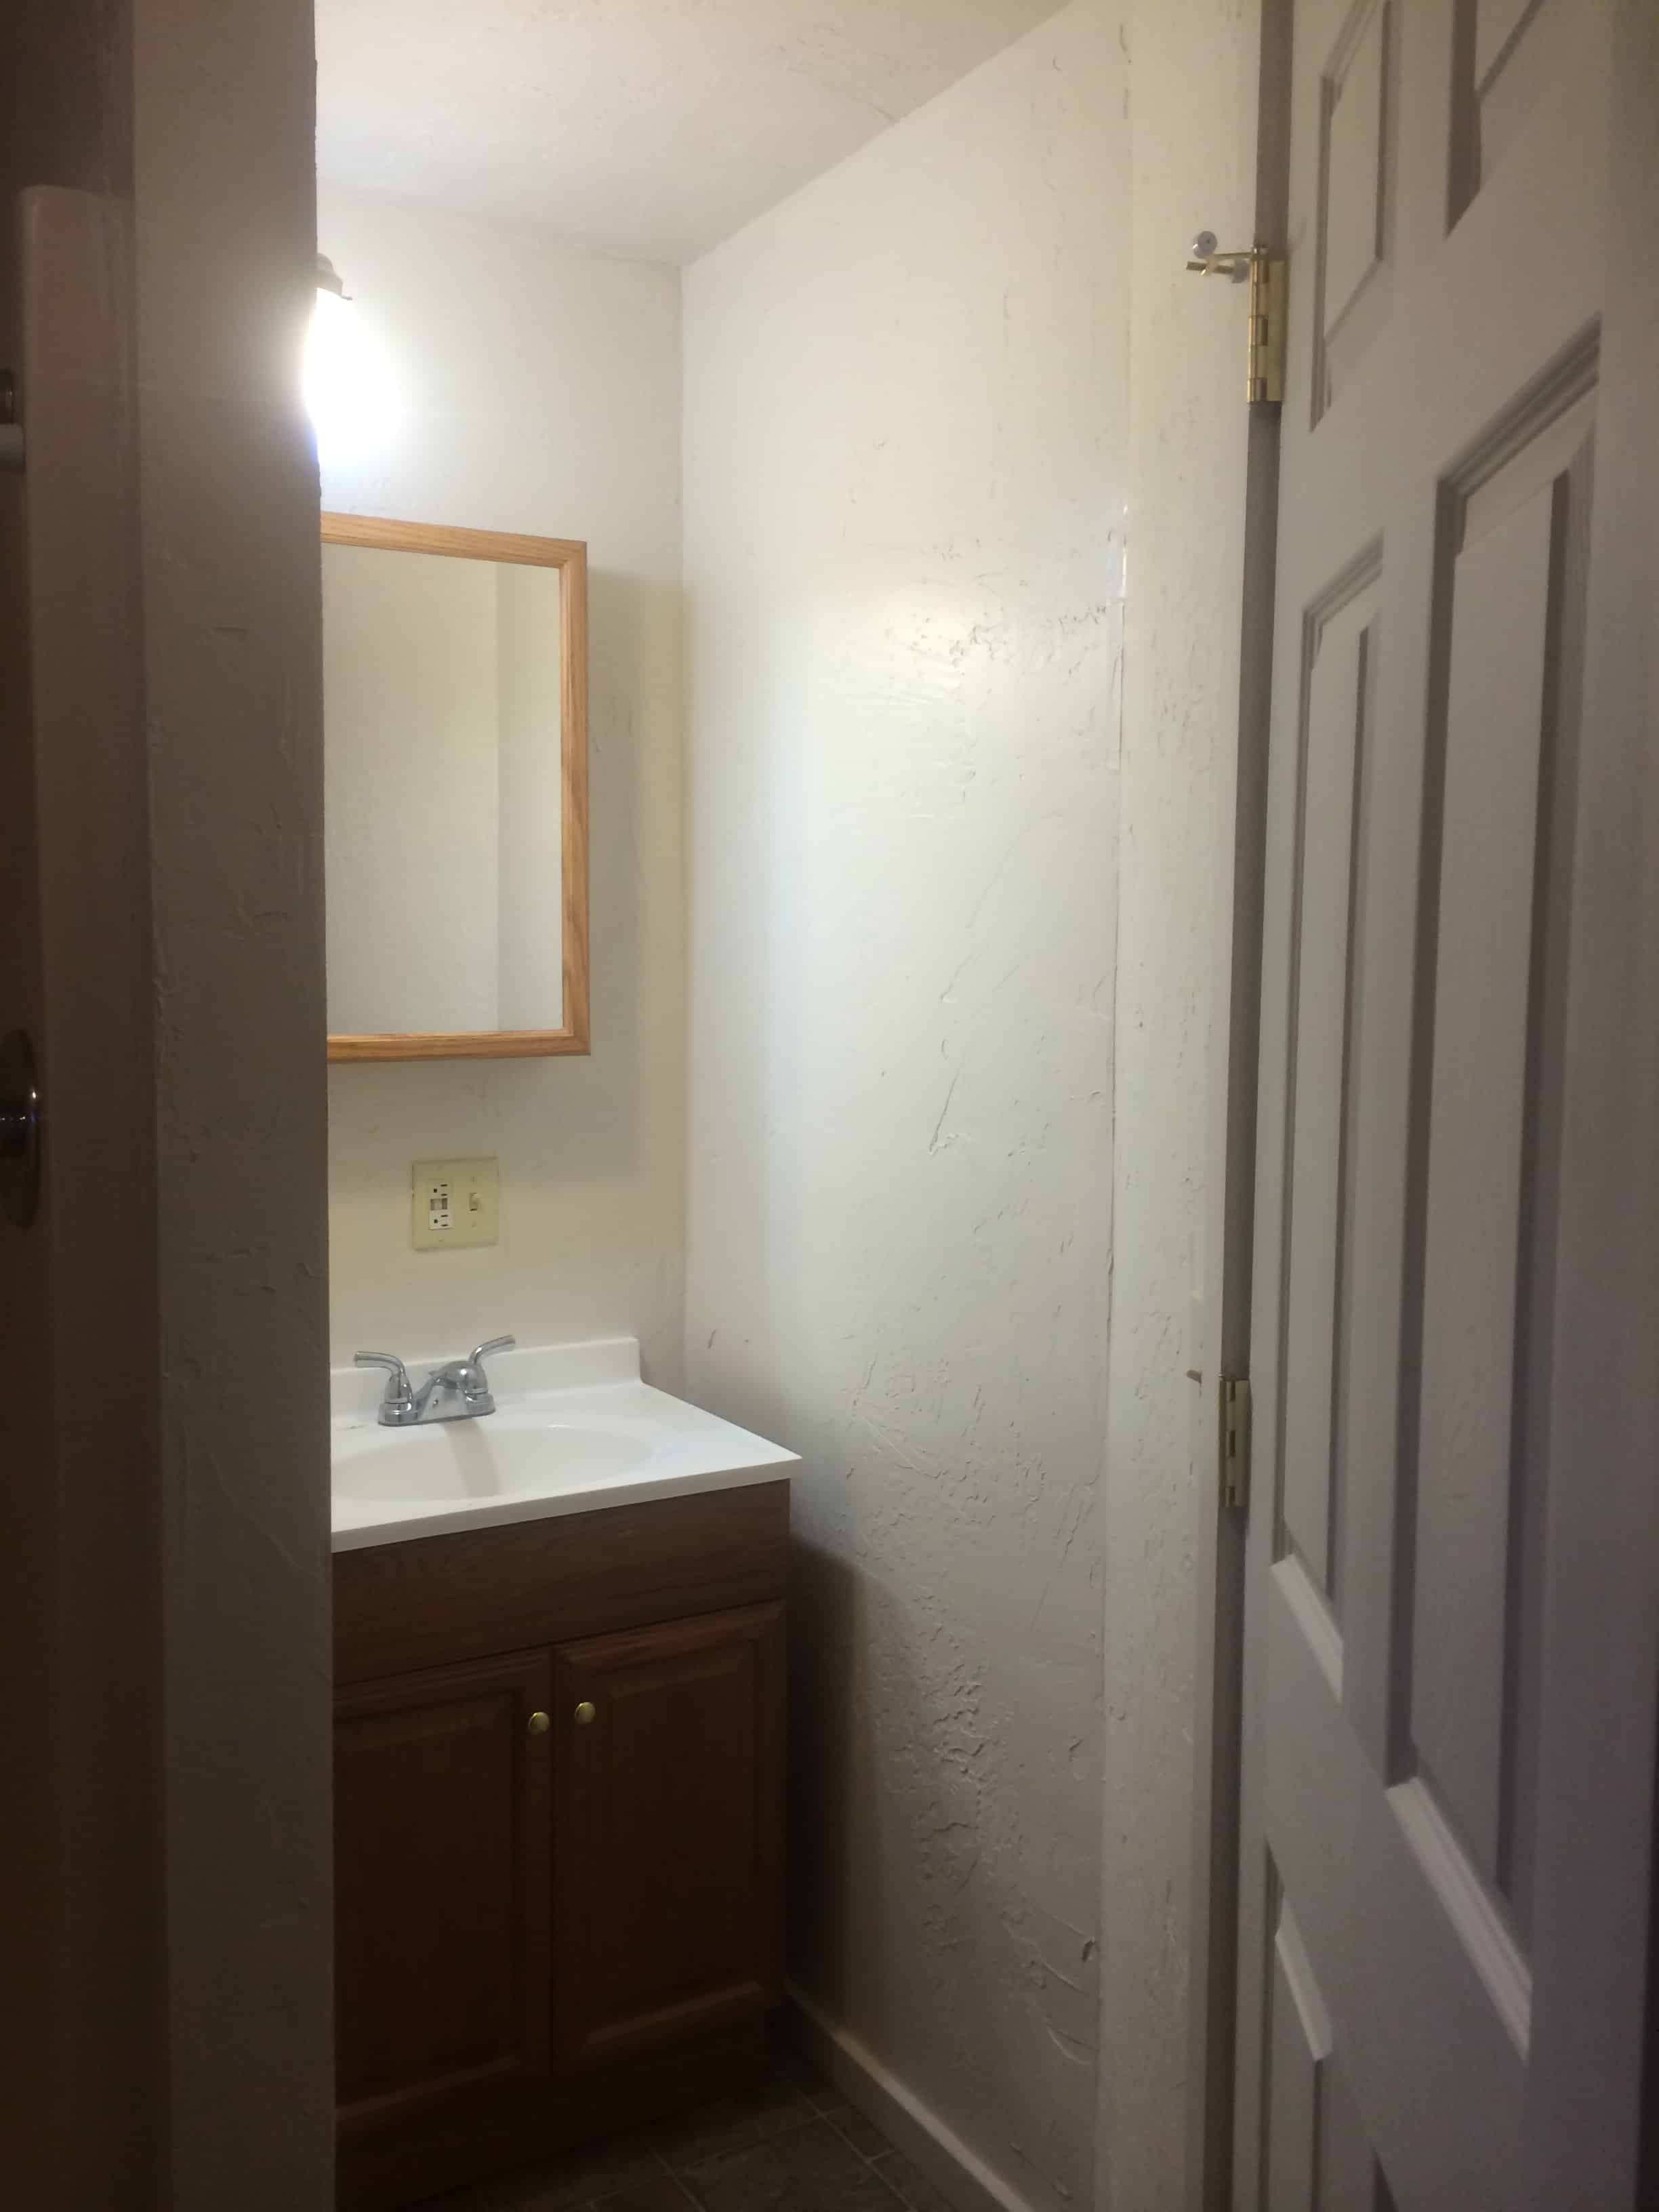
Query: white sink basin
[
  {"left": 332, "top": 1416, "right": 648, "bottom": 1502},
  {"left": 330, "top": 1337, "right": 797, "bottom": 1552}
]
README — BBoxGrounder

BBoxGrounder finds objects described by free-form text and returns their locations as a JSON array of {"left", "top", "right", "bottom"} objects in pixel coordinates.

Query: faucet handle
[
  {"left": 354, "top": 1351, "right": 413, "bottom": 1412},
  {"left": 462, "top": 1336, "right": 516, "bottom": 1408},
  {"left": 356, "top": 1349, "right": 410, "bottom": 1378}
]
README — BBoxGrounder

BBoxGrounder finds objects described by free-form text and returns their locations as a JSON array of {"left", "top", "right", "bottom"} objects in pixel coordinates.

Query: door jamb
[{"left": 1183, "top": 4, "right": 1293, "bottom": 2205}]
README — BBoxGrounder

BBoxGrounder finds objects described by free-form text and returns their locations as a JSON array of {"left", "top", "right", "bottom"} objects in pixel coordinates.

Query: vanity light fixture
[{"left": 306, "top": 251, "right": 397, "bottom": 451}]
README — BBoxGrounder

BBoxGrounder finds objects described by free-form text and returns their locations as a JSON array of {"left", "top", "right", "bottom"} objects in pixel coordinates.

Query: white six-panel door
[{"left": 1232, "top": 0, "right": 1640, "bottom": 2203}]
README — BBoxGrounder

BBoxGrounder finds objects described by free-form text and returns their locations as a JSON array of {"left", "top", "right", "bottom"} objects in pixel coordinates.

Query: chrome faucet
[{"left": 354, "top": 1337, "right": 516, "bottom": 1427}]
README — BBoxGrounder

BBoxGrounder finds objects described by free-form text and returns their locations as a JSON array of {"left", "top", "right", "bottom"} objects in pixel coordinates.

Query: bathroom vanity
[{"left": 330, "top": 1341, "right": 796, "bottom": 2209}]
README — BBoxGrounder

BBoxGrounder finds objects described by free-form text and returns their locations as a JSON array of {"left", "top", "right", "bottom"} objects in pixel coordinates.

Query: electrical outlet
[{"left": 411, "top": 1158, "right": 500, "bottom": 1251}]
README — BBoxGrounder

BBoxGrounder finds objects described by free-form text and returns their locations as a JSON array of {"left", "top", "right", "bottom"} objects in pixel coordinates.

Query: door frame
[
  {"left": 4, "top": 0, "right": 336, "bottom": 2196},
  {"left": 0, "top": 182, "right": 167, "bottom": 2211},
  {"left": 1183, "top": 2, "right": 1659, "bottom": 2204},
  {"left": 1182, "top": 4, "right": 1292, "bottom": 2206}
]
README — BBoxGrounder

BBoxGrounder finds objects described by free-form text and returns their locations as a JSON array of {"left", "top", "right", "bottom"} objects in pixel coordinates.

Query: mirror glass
[{"left": 322, "top": 517, "right": 588, "bottom": 1061}]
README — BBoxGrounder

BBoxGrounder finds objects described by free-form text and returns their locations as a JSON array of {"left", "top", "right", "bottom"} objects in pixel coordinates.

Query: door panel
[
  {"left": 552, "top": 1603, "right": 784, "bottom": 2068},
  {"left": 1259, "top": 1882, "right": 1396, "bottom": 2212},
  {"left": 335, "top": 1647, "right": 554, "bottom": 2129},
  {"left": 1450, "top": 0, "right": 1564, "bottom": 223},
  {"left": 1233, "top": 0, "right": 1633, "bottom": 2203},
  {"left": 1279, "top": 567, "right": 1380, "bottom": 1615},
  {"left": 1410, "top": 388, "right": 1593, "bottom": 1922},
  {"left": 1262, "top": 1889, "right": 1332, "bottom": 2212},
  {"left": 1315, "top": 0, "right": 1397, "bottom": 417}
]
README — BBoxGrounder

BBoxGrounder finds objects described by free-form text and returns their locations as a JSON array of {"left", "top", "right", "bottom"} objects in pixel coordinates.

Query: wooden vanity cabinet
[
  {"left": 552, "top": 1603, "right": 784, "bottom": 2069},
  {"left": 335, "top": 1650, "right": 556, "bottom": 2128},
  {"left": 333, "top": 1483, "right": 788, "bottom": 2211}
]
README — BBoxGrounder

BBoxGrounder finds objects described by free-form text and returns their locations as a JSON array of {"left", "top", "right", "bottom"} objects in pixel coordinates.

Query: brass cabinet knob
[
  {"left": 573, "top": 1701, "right": 597, "bottom": 1727},
  {"left": 527, "top": 1711, "right": 551, "bottom": 1737}
]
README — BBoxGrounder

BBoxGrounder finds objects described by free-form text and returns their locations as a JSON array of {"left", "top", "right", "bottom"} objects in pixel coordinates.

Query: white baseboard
[{"left": 784, "top": 1984, "right": 1042, "bottom": 2212}]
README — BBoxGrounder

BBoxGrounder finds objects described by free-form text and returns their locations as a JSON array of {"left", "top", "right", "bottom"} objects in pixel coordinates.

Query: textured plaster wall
[
  {"left": 319, "top": 190, "right": 687, "bottom": 1380},
  {"left": 133, "top": 0, "right": 335, "bottom": 2196},
  {"left": 1097, "top": 5, "right": 1258, "bottom": 2207},
  {"left": 682, "top": 10, "right": 1126, "bottom": 2206}
]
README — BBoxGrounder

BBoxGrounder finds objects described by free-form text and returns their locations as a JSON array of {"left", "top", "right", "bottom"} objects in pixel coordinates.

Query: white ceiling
[{"left": 316, "top": 0, "right": 1066, "bottom": 264}]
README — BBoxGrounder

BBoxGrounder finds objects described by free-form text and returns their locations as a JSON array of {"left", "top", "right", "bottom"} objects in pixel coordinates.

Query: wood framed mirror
[{"left": 321, "top": 513, "right": 589, "bottom": 1062}]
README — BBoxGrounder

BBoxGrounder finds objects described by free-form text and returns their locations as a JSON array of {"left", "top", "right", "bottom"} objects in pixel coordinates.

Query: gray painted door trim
[{"left": 1183, "top": 7, "right": 1291, "bottom": 2207}]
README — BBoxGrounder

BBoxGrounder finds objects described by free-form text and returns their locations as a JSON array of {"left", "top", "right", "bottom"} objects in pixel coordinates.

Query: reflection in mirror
[{"left": 322, "top": 516, "right": 588, "bottom": 1061}]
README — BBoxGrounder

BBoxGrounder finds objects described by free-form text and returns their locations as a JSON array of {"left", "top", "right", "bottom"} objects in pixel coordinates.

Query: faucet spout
[{"left": 399, "top": 1334, "right": 518, "bottom": 1426}]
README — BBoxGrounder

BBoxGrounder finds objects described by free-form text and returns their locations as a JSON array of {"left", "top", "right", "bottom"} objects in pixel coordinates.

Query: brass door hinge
[
  {"left": 1246, "top": 253, "right": 1285, "bottom": 405},
  {"left": 1220, "top": 1375, "right": 1252, "bottom": 1513},
  {"left": 1185, "top": 235, "right": 1287, "bottom": 405}
]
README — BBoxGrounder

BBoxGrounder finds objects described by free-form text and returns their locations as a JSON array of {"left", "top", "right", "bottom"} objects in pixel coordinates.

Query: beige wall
[
  {"left": 682, "top": 11, "right": 1126, "bottom": 2206},
  {"left": 317, "top": 189, "right": 686, "bottom": 1376},
  {"left": 682, "top": 8, "right": 1266, "bottom": 2205},
  {"left": 133, "top": 0, "right": 335, "bottom": 2198}
]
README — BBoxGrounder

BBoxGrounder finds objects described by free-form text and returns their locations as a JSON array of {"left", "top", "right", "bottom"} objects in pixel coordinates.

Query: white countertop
[{"left": 331, "top": 1336, "right": 798, "bottom": 1553}]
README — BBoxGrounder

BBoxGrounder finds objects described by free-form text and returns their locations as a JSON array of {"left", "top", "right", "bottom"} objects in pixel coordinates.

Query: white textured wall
[
  {"left": 318, "top": 190, "right": 686, "bottom": 1377},
  {"left": 1098, "top": 5, "right": 1258, "bottom": 2208},
  {"left": 682, "top": 11, "right": 1126, "bottom": 2206}
]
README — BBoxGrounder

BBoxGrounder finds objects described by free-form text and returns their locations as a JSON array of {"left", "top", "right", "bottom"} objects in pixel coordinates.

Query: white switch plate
[{"left": 411, "top": 1158, "right": 500, "bottom": 1252}]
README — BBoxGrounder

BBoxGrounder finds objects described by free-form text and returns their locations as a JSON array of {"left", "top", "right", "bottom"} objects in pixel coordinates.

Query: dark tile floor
[{"left": 416, "top": 2045, "right": 951, "bottom": 2212}]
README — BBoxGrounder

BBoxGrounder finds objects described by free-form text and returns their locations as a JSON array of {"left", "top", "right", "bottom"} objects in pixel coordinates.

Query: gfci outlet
[{"left": 411, "top": 1158, "right": 500, "bottom": 1252}]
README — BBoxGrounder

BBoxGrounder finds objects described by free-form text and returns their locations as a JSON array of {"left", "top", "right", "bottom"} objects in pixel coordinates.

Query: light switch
[{"left": 411, "top": 1158, "right": 500, "bottom": 1251}]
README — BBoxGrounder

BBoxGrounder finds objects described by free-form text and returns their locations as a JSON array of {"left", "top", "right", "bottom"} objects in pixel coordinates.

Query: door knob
[
  {"left": 573, "top": 1702, "right": 596, "bottom": 1727},
  {"left": 527, "top": 1711, "right": 550, "bottom": 1737}
]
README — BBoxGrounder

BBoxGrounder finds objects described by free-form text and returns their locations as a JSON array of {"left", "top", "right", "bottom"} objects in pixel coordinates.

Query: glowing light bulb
[{"left": 305, "top": 258, "right": 397, "bottom": 454}]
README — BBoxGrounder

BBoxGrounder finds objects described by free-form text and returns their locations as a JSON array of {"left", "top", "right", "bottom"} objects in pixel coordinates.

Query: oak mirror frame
[{"left": 322, "top": 512, "right": 590, "bottom": 1063}]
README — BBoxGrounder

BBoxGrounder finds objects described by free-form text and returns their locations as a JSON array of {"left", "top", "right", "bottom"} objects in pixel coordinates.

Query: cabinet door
[
  {"left": 335, "top": 1647, "right": 554, "bottom": 2133},
  {"left": 552, "top": 1601, "right": 784, "bottom": 2068}
]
